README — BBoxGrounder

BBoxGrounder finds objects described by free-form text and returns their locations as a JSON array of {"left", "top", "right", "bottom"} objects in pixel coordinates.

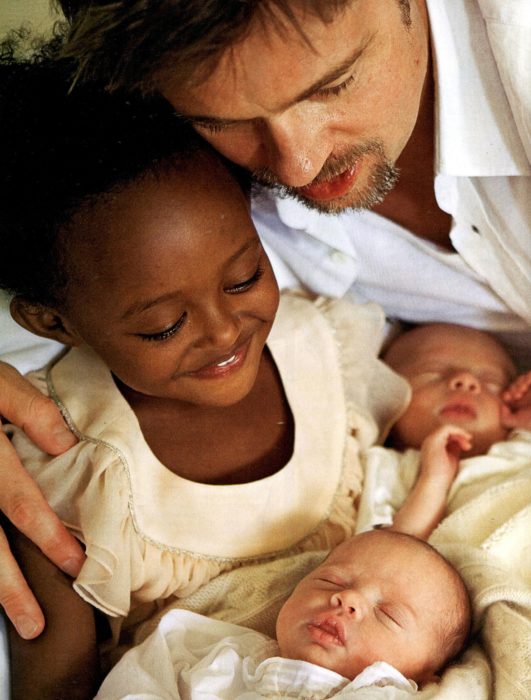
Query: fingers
[
  {"left": 0, "top": 435, "right": 85, "bottom": 572},
  {"left": 0, "top": 526, "right": 44, "bottom": 639},
  {"left": 0, "top": 361, "right": 76, "bottom": 455},
  {"left": 503, "top": 371, "right": 531, "bottom": 405}
]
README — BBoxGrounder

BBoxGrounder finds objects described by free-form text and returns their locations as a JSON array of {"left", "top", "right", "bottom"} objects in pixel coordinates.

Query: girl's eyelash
[
  {"left": 316, "top": 73, "right": 356, "bottom": 98},
  {"left": 139, "top": 313, "right": 187, "bottom": 342},
  {"left": 225, "top": 266, "right": 265, "bottom": 294}
]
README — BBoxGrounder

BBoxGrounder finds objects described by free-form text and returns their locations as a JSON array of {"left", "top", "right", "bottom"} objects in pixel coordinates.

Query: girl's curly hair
[{"left": 0, "top": 32, "right": 239, "bottom": 308}]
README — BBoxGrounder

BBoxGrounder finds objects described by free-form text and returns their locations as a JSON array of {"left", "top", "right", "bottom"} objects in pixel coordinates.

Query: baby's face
[
  {"left": 276, "top": 531, "right": 454, "bottom": 682},
  {"left": 387, "top": 324, "right": 515, "bottom": 454}
]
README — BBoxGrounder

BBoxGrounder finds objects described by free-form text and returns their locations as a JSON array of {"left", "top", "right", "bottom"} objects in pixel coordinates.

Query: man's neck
[{"left": 372, "top": 55, "right": 453, "bottom": 249}]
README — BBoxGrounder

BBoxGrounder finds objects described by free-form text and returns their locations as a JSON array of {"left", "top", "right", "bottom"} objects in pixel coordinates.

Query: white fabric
[{"left": 95, "top": 610, "right": 416, "bottom": 700}]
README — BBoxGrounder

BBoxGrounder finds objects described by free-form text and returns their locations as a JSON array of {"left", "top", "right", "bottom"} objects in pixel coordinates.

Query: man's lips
[
  {"left": 299, "top": 164, "right": 359, "bottom": 201},
  {"left": 307, "top": 616, "right": 346, "bottom": 647},
  {"left": 186, "top": 339, "right": 250, "bottom": 379}
]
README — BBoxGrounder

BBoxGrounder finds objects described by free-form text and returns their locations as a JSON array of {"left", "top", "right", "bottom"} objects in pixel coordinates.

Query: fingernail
[
  {"left": 61, "top": 557, "right": 83, "bottom": 577},
  {"left": 53, "top": 428, "right": 77, "bottom": 449},
  {"left": 15, "top": 615, "right": 41, "bottom": 639}
]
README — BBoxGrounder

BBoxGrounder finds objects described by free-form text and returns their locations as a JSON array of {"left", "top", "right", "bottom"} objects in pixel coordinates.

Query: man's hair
[
  {"left": 54, "top": 0, "right": 380, "bottom": 94},
  {"left": 0, "top": 35, "right": 244, "bottom": 308}
]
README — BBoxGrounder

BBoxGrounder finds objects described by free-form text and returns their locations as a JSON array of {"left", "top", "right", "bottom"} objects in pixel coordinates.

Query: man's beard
[{"left": 252, "top": 140, "right": 400, "bottom": 213}]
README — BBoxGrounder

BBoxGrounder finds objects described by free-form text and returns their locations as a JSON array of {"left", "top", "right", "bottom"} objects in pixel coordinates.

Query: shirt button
[
  {"left": 471, "top": 225, "right": 480, "bottom": 234},
  {"left": 329, "top": 250, "right": 348, "bottom": 264}
]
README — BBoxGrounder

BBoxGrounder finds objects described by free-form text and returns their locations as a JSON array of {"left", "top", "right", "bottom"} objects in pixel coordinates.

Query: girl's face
[{"left": 60, "top": 153, "right": 279, "bottom": 408}]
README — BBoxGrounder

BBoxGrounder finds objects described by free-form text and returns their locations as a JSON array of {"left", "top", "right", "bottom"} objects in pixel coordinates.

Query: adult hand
[{"left": 0, "top": 361, "right": 84, "bottom": 639}]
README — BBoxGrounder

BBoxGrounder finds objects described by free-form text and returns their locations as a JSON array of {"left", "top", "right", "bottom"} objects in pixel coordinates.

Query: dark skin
[
  {"left": 120, "top": 348, "right": 294, "bottom": 485},
  {"left": 4, "top": 523, "right": 100, "bottom": 700}
]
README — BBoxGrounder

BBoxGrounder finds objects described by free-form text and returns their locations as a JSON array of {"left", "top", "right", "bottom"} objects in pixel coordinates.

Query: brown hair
[
  {"left": 57, "top": 1, "right": 351, "bottom": 94},
  {"left": 56, "top": 1, "right": 410, "bottom": 94}
]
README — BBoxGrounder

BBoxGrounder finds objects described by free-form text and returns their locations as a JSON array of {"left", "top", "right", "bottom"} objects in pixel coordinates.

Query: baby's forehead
[{"left": 385, "top": 323, "right": 514, "bottom": 375}]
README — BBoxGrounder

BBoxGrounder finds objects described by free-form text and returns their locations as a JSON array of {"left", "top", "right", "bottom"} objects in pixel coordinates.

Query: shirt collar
[{"left": 427, "top": 0, "right": 530, "bottom": 176}]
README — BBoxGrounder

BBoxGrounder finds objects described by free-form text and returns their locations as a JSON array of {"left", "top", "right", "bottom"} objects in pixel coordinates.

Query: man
[{"left": 0, "top": 0, "right": 529, "bottom": 640}]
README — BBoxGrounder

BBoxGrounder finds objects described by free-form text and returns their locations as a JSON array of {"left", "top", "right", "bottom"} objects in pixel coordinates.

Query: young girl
[{"left": 0, "top": 48, "right": 408, "bottom": 698}]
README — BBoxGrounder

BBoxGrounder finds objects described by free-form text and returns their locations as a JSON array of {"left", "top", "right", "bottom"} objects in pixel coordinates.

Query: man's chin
[{"left": 254, "top": 162, "right": 400, "bottom": 215}]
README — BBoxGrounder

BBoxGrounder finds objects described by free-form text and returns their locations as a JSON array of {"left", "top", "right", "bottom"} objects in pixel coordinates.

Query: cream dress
[{"left": 9, "top": 293, "right": 408, "bottom": 646}]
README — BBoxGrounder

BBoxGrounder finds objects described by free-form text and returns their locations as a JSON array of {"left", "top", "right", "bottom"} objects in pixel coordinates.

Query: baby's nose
[{"left": 448, "top": 371, "right": 480, "bottom": 393}]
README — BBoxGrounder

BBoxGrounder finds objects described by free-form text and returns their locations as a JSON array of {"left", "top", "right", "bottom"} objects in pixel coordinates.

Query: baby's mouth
[
  {"left": 307, "top": 616, "right": 346, "bottom": 647},
  {"left": 440, "top": 401, "right": 477, "bottom": 420}
]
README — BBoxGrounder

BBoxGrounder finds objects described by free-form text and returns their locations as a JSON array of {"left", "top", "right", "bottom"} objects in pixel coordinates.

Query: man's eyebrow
[{"left": 183, "top": 46, "right": 365, "bottom": 128}]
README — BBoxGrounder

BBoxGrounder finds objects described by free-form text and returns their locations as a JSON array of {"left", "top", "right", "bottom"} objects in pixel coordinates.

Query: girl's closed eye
[
  {"left": 225, "top": 265, "right": 265, "bottom": 294},
  {"left": 138, "top": 313, "right": 187, "bottom": 342}
]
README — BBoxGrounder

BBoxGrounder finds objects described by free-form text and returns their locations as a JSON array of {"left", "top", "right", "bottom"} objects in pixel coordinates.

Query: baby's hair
[
  {"left": 382, "top": 531, "right": 472, "bottom": 670},
  {"left": 0, "top": 34, "right": 249, "bottom": 309}
]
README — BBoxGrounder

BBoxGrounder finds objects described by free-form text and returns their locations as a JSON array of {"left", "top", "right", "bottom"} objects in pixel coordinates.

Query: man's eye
[
  {"left": 139, "top": 314, "right": 186, "bottom": 342},
  {"left": 315, "top": 73, "right": 356, "bottom": 98},
  {"left": 225, "top": 266, "right": 264, "bottom": 294}
]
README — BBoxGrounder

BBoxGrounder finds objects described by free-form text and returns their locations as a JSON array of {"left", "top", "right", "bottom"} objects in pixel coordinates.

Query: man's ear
[{"left": 10, "top": 297, "right": 82, "bottom": 346}]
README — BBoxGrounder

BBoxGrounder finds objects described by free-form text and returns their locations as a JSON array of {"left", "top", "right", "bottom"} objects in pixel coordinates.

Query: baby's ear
[{"left": 10, "top": 297, "right": 82, "bottom": 346}]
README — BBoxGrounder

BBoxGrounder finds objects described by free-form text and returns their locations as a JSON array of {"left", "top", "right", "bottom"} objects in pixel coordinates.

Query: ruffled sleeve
[{"left": 315, "top": 296, "right": 410, "bottom": 445}]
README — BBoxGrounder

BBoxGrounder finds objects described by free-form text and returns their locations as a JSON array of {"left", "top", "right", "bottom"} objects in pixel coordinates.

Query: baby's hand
[
  {"left": 419, "top": 425, "right": 473, "bottom": 482},
  {"left": 502, "top": 372, "right": 531, "bottom": 430}
]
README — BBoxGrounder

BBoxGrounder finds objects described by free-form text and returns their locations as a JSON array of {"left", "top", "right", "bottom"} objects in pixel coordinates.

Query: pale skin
[
  {"left": 276, "top": 530, "right": 467, "bottom": 684},
  {"left": 0, "top": 0, "right": 528, "bottom": 636}
]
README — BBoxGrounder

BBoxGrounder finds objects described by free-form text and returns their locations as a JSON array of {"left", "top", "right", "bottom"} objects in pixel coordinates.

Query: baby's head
[
  {"left": 0, "top": 46, "right": 279, "bottom": 408},
  {"left": 276, "top": 530, "right": 471, "bottom": 683},
  {"left": 384, "top": 323, "right": 516, "bottom": 455}
]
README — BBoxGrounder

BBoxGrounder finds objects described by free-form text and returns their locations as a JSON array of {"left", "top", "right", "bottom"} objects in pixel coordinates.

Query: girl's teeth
[{"left": 216, "top": 354, "right": 237, "bottom": 368}]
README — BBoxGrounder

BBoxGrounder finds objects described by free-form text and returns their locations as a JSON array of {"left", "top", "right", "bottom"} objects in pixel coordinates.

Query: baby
[
  {"left": 361, "top": 322, "right": 531, "bottom": 539},
  {"left": 96, "top": 529, "right": 470, "bottom": 698}
]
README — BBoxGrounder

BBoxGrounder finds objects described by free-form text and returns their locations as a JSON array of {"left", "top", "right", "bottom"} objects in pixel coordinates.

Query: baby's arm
[
  {"left": 390, "top": 425, "right": 472, "bottom": 540},
  {"left": 502, "top": 371, "right": 531, "bottom": 431},
  {"left": 5, "top": 523, "right": 100, "bottom": 700}
]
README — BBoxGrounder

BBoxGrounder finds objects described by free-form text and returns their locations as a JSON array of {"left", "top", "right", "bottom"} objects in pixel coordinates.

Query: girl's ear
[{"left": 10, "top": 297, "right": 82, "bottom": 346}]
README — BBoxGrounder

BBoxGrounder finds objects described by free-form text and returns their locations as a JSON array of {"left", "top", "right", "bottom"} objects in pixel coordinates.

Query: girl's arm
[
  {"left": 5, "top": 523, "right": 100, "bottom": 700},
  {"left": 390, "top": 425, "right": 472, "bottom": 540}
]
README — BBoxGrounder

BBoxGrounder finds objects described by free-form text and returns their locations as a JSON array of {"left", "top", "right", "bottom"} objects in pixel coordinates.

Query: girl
[{"left": 0, "top": 48, "right": 407, "bottom": 698}]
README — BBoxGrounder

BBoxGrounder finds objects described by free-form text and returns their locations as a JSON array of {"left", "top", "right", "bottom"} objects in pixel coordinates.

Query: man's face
[{"left": 164, "top": 0, "right": 429, "bottom": 213}]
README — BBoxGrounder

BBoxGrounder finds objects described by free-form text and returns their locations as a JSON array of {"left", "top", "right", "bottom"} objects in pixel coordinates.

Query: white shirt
[{"left": 255, "top": 0, "right": 531, "bottom": 368}]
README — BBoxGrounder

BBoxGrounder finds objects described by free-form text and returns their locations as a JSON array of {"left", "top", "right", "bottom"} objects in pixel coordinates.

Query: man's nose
[
  {"left": 262, "top": 108, "right": 332, "bottom": 187},
  {"left": 448, "top": 371, "right": 481, "bottom": 394},
  {"left": 330, "top": 589, "right": 367, "bottom": 619}
]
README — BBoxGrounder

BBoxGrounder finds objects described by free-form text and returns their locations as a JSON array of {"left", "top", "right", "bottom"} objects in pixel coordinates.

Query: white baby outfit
[{"left": 95, "top": 610, "right": 417, "bottom": 700}]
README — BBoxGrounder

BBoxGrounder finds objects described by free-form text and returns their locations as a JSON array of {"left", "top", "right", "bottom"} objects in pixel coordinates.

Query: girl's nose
[
  {"left": 197, "top": 301, "right": 241, "bottom": 350},
  {"left": 448, "top": 371, "right": 481, "bottom": 393}
]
